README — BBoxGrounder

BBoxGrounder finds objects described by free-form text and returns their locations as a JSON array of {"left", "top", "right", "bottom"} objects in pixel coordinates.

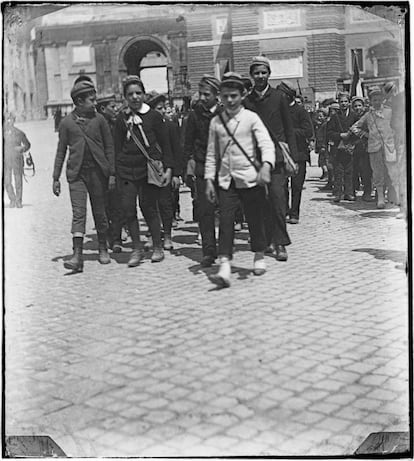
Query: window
[
  {"left": 350, "top": 48, "right": 364, "bottom": 73},
  {"left": 377, "top": 56, "right": 399, "bottom": 77},
  {"left": 72, "top": 46, "right": 91, "bottom": 65},
  {"left": 263, "top": 9, "right": 301, "bottom": 29},
  {"left": 268, "top": 53, "right": 303, "bottom": 79},
  {"left": 216, "top": 16, "right": 229, "bottom": 35}
]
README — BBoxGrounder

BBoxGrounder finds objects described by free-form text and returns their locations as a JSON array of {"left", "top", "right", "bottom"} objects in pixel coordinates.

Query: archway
[{"left": 120, "top": 37, "right": 171, "bottom": 95}]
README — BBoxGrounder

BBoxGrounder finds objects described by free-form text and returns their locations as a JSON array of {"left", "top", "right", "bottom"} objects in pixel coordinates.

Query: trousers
[
  {"left": 285, "top": 161, "right": 306, "bottom": 219},
  {"left": 218, "top": 181, "right": 266, "bottom": 258},
  {"left": 120, "top": 178, "right": 162, "bottom": 248},
  {"left": 4, "top": 154, "right": 24, "bottom": 205},
  {"left": 196, "top": 177, "right": 217, "bottom": 257},
  {"left": 333, "top": 150, "right": 353, "bottom": 196},
  {"left": 264, "top": 169, "right": 291, "bottom": 246},
  {"left": 69, "top": 167, "right": 108, "bottom": 235}
]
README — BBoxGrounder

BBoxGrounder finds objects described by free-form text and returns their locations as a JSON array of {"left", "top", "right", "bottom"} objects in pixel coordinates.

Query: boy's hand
[
  {"left": 340, "top": 132, "right": 350, "bottom": 140},
  {"left": 162, "top": 168, "right": 172, "bottom": 186},
  {"left": 205, "top": 179, "right": 216, "bottom": 203},
  {"left": 53, "top": 180, "right": 61, "bottom": 196},
  {"left": 108, "top": 175, "right": 116, "bottom": 191},
  {"left": 171, "top": 176, "right": 180, "bottom": 190},
  {"left": 257, "top": 162, "right": 272, "bottom": 185}
]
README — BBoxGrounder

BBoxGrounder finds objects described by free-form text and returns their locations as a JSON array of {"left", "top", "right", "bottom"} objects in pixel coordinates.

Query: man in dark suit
[
  {"left": 278, "top": 83, "right": 314, "bottom": 224},
  {"left": 244, "top": 56, "right": 297, "bottom": 261},
  {"left": 53, "top": 80, "right": 115, "bottom": 272},
  {"left": 327, "top": 91, "right": 359, "bottom": 202}
]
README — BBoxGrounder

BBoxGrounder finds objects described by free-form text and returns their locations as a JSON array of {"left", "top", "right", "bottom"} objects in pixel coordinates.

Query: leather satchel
[
  {"left": 277, "top": 141, "right": 299, "bottom": 177},
  {"left": 123, "top": 119, "right": 164, "bottom": 187}
]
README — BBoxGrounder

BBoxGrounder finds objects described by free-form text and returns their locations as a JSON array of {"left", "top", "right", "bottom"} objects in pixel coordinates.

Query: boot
[
  {"left": 97, "top": 233, "right": 111, "bottom": 264},
  {"left": 209, "top": 256, "right": 231, "bottom": 288},
  {"left": 163, "top": 234, "right": 173, "bottom": 250},
  {"left": 64, "top": 237, "right": 84, "bottom": 272},
  {"left": 377, "top": 188, "right": 386, "bottom": 209},
  {"left": 128, "top": 245, "right": 144, "bottom": 267},
  {"left": 151, "top": 247, "right": 165, "bottom": 263}
]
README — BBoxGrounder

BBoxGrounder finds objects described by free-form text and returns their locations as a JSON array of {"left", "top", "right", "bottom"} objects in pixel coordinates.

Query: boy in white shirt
[{"left": 205, "top": 73, "right": 275, "bottom": 288}]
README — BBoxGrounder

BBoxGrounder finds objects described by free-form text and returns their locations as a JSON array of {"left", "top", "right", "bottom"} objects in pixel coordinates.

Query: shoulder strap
[
  {"left": 218, "top": 111, "right": 259, "bottom": 172},
  {"left": 122, "top": 118, "right": 152, "bottom": 161}
]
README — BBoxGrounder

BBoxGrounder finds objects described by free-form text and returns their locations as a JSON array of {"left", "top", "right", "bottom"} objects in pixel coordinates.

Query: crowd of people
[{"left": 4, "top": 54, "right": 406, "bottom": 288}]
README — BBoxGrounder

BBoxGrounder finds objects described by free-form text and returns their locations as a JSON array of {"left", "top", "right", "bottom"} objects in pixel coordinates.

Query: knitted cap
[
  {"left": 220, "top": 72, "right": 245, "bottom": 91},
  {"left": 122, "top": 75, "right": 145, "bottom": 95},
  {"left": 249, "top": 55, "right": 271, "bottom": 74},
  {"left": 199, "top": 74, "right": 221, "bottom": 92},
  {"left": 368, "top": 86, "right": 382, "bottom": 98},
  {"left": 70, "top": 81, "right": 96, "bottom": 100},
  {"left": 147, "top": 91, "right": 167, "bottom": 108},
  {"left": 73, "top": 74, "right": 93, "bottom": 85}
]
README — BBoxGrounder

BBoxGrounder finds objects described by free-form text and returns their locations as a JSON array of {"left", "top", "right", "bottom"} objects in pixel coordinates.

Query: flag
[{"left": 350, "top": 50, "right": 363, "bottom": 97}]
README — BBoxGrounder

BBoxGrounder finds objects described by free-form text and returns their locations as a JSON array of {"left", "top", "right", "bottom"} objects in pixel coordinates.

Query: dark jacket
[
  {"left": 166, "top": 119, "right": 183, "bottom": 177},
  {"left": 53, "top": 111, "right": 115, "bottom": 183},
  {"left": 244, "top": 86, "right": 297, "bottom": 165},
  {"left": 114, "top": 107, "right": 173, "bottom": 182},
  {"left": 327, "top": 109, "right": 359, "bottom": 151},
  {"left": 289, "top": 102, "right": 314, "bottom": 162},
  {"left": 183, "top": 101, "right": 222, "bottom": 178}
]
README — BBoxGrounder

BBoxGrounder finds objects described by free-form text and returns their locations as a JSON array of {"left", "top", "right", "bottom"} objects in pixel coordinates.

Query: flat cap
[
  {"left": 96, "top": 94, "right": 116, "bottom": 105},
  {"left": 368, "top": 85, "right": 382, "bottom": 98},
  {"left": 329, "top": 102, "right": 340, "bottom": 111},
  {"left": 73, "top": 74, "right": 93, "bottom": 85},
  {"left": 70, "top": 80, "right": 96, "bottom": 100},
  {"left": 199, "top": 74, "right": 221, "bottom": 92},
  {"left": 249, "top": 55, "right": 271, "bottom": 73},
  {"left": 122, "top": 75, "right": 145, "bottom": 94},
  {"left": 277, "top": 81, "right": 296, "bottom": 99},
  {"left": 146, "top": 91, "right": 167, "bottom": 108},
  {"left": 220, "top": 72, "right": 245, "bottom": 91},
  {"left": 351, "top": 96, "right": 364, "bottom": 105}
]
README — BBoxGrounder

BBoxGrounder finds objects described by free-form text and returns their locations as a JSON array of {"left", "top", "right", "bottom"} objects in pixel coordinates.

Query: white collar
[
  {"left": 209, "top": 104, "right": 217, "bottom": 114},
  {"left": 137, "top": 103, "right": 150, "bottom": 114},
  {"left": 255, "top": 84, "right": 270, "bottom": 98}
]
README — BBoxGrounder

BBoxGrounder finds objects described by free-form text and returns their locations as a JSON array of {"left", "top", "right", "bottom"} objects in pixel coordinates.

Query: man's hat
[
  {"left": 146, "top": 91, "right": 167, "bottom": 108},
  {"left": 368, "top": 86, "right": 382, "bottom": 98},
  {"left": 220, "top": 72, "right": 245, "bottom": 91},
  {"left": 249, "top": 55, "right": 271, "bottom": 74},
  {"left": 277, "top": 81, "right": 296, "bottom": 100},
  {"left": 199, "top": 74, "right": 220, "bottom": 92},
  {"left": 329, "top": 102, "right": 340, "bottom": 111},
  {"left": 70, "top": 80, "right": 96, "bottom": 100},
  {"left": 96, "top": 94, "right": 116, "bottom": 106}
]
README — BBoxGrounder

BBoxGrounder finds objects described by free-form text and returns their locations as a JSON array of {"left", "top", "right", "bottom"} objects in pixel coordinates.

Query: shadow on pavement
[
  {"left": 359, "top": 210, "right": 400, "bottom": 219},
  {"left": 352, "top": 248, "right": 407, "bottom": 266}
]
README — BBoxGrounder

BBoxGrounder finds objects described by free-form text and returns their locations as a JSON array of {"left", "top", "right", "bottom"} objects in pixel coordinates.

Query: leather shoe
[
  {"left": 333, "top": 195, "right": 341, "bottom": 203},
  {"left": 362, "top": 194, "right": 374, "bottom": 202},
  {"left": 275, "top": 245, "right": 288, "bottom": 261},
  {"left": 201, "top": 255, "right": 215, "bottom": 267},
  {"left": 151, "top": 247, "right": 165, "bottom": 263},
  {"left": 343, "top": 194, "right": 356, "bottom": 201},
  {"left": 288, "top": 217, "right": 299, "bottom": 224},
  {"left": 128, "top": 248, "right": 144, "bottom": 267}
]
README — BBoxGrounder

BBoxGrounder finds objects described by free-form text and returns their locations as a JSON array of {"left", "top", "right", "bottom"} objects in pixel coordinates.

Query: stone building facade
[{"left": 5, "top": 4, "right": 405, "bottom": 119}]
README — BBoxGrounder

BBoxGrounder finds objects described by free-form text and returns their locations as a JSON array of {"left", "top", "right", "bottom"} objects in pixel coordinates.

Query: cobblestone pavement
[{"left": 4, "top": 120, "right": 409, "bottom": 457}]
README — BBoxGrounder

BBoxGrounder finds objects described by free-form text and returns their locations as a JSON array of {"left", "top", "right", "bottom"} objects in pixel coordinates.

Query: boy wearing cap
[
  {"left": 53, "top": 80, "right": 115, "bottom": 272},
  {"left": 350, "top": 86, "right": 398, "bottom": 209},
  {"left": 351, "top": 96, "right": 372, "bottom": 201},
  {"left": 114, "top": 76, "right": 173, "bottom": 266},
  {"left": 205, "top": 72, "right": 275, "bottom": 288},
  {"left": 244, "top": 56, "right": 297, "bottom": 261},
  {"left": 147, "top": 91, "right": 183, "bottom": 250},
  {"left": 184, "top": 75, "right": 222, "bottom": 267}
]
